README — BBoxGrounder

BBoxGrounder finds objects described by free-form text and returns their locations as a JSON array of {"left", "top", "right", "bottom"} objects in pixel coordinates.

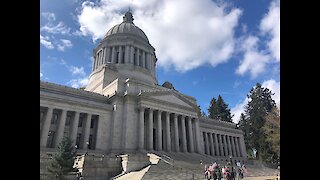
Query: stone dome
[{"left": 104, "top": 11, "right": 149, "bottom": 42}]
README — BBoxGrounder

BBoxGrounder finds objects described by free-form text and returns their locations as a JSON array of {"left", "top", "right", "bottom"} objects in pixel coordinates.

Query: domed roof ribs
[{"left": 123, "top": 9, "right": 134, "bottom": 24}]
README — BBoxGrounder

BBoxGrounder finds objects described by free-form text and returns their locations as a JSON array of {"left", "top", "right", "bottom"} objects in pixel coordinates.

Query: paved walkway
[{"left": 243, "top": 176, "right": 279, "bottom": 180}]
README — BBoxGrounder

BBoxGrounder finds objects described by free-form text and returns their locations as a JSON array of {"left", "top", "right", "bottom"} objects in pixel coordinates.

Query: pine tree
[
  {"left": 239, "top": 83, "right": 276, "bottom": 161},
  {"left": 47, "top": 136, "right": 78, "bottom": 180},
  {"left": 208, "top": 95, "right": 233, "bottom": 122}
]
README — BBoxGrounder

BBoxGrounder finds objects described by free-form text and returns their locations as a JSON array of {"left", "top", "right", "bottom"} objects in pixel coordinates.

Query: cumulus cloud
[
  {"left": 41, "top": 12, "right": 56, "bottom": 21},
  {"left": 231, "top": 79, "right": 280, "bottom": 123},
  {"left": 260, "top": 0, "right": 280, "bottom": 62},
  {"left": 68, "top": 77, "right": 89, "bottom": 88},
  {"left": 236, "top": 36, "right": 269, "bottom": 79},
  {"left": 69, "top": 66, "right": 86, "bottom": 76},
  {"left": 41, "top": 21, "right": 71, "bottom": 35},
  {"left": 57, "top": 39, "right": 73, "bottom": 51},
  {"left": 76, "top": 0, "right": 242, "bottom": 72},
  {"left": 40, "top": 35, "right": 54, "bottom": 49}
]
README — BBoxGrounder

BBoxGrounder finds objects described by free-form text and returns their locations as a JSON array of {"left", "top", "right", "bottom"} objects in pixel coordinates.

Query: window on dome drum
[
  {"left": 51, "top": 113, "right": 58, "bottom": 124},
  {"left": 65, "top": 114, "right": 71, "bottom": 126},
  {"left": 76, "top": 133, "right": 81, "bottom": 148},
  {"left": 122, "top": 51, "right": 125, "bottom": 64},
  {"left": 116, "top": 52, "right": 119, "bottom": 63},
  {"left": 78, "top": 116, "right": 83, "bottom": 127},
  {"left": 46, "top": 131, "right": 55, "bottom": 148},
  {"left": 134, "top": 53, "right": 137, "bottom": 65}
]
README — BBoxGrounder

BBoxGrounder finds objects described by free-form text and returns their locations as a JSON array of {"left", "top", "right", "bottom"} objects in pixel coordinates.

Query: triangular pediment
[{"left": 142, "top": 90, "right": 196, "bottom": 109}]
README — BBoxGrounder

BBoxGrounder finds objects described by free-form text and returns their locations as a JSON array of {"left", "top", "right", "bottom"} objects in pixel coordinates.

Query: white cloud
[
  {"left": 40, "top": 35, "right": 54, "bottom": 49},
  {"left": 76, "top": 0, "right": 242, "bottom": 72},
  {"left": 69, "top": 66, "right": 86, "bottom": 76},
  {"left": 68, "top": 77, "right": 89, "bottom": 88},
  {"left": 40, "top": 72, "right": 43, "bottom": 78},
  {"left": 41, "top": 21, "right": 71, "bottom": 35},
  {"left": 260, "top": 0, "right": 280, "bottom": 62},
  {"left": 231, "top": 78, "right": 280, "bottom": 123},
  {"left": 236, "top": 36, "right": 269, "bottom": 79},
  {"left": 231, "top": 97, "right": 248, "bottom": 124},
  {"left": 57, "top": 39, "right": 73, "bottom": 51},
  {"left": 262, "top": 79, "right": 280, "bottom": 108},
  {"left": 41, "top": 12, "right": 56, "bottom": 21}
]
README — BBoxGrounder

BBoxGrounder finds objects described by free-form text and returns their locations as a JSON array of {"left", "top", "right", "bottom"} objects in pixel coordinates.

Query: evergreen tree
[
  {"left": 208, "top": 95, "right": 233, "bottom": 122},
  {"left": 47, "top": 136, "right": 78, "bottom": 180},
  {"left": 239, "top": 83, "right": 276, "bottom": 161}
]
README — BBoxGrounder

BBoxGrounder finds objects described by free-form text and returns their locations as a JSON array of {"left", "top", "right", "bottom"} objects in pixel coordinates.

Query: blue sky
[{"left": 40, "top": 0, "right": 280, "bottom": 123}]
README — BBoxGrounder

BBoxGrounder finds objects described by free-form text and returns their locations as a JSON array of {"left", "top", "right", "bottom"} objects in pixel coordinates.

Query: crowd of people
[{"left": 204, "top": 161, "right": 247, "bottom": 180}]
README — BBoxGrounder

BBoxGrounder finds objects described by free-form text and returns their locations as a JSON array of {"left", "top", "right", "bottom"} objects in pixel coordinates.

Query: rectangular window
[
  {"left": 78, "top": 117, "right": 83, "bottom": 127},
  {"left": 89, "top": 134, "right": 93, "bottom": 149},
  {"left": 90, "top": 119, "right": 95, "bottom": 128},
  {"left": 46, "top": 131, "right": 55, "bottom": 148},
  {"left": 51, "top": 113, "right": 58, "bottom": 124},
  {"left": 65, "top": 115, "right": 71, "bottom": 126},
  {"left": 116, "top": 52, "right": 119, "bottom": 63},
  {"left": 76, "top": 133, "right": 81, "bottom": 148}
]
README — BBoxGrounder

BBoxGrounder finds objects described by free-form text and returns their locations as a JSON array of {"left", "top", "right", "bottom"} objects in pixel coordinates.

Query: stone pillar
[
  {"left": 138, "top": 107, "right": 145, "bottom": 150},
  {"left": 165, "top": 112, "right": 171, "bottom": 152},
  {"left": 204, "top": 132, "right": 209, "bottom": 155},
  {"left": 40, "top": 107, "right": 53, "bottom": 147},
  {"left": 187, "top": 117, "right": 194, "bottom": 153},
  {"left": 239, "top": 135, "right": 247, "bottom": 158},
  {"left": 236, "top": 137, "right": 242, "bottom": 157},
  {"left": 227, "top": 135, "right": 232, "bottom": 157},
  {"left": 118, "top": 46, "right": 123, "bottom": 64},
  {"left": 194, "top": 118, "right": 201, "bottom": 153},
  {"left": 181, "top": 115, "right": 187, "bottom": 152},
  {"left": 218, "top": 134, "right": 224, "bottom": 156},
  {"left": 104, "top": 47, "right": 109, "bottom": 63},
  {"left": 83, "top": 113, "right": 92, "bottom": 149},
  {"left": 209, "top": 133, "right": 214, "bottom": 156},
  {"left": 233, "top": 137, "right": 239, "bottom": 157},
  {"left": 111, "top": 46, "right": 115, "bottom": 63},
  {"left": 137, "top": 49, "right": 140, "bottom": 66},
  {"left": 173, "top": 114, "right": 179, "bottom": 152},
  {"left": 224, "top": 135, "right": 229, "bottom": 156},
  {"left": 148, "top": 108, "right": 154, "bottom": 150},
  {"left": 214, "top": 133, "right": 220, "bottom": 156},
  {"left": 142, "top": 51, "right": 146, "bottom": 68},
  {"left": 125, "top": 45, "right": 130, "bottom": 64},
  {"left": 130, "top": 46, "right": 134, "bottom": 64},
  {"left": 157, "top": 110, "right": 162, "bottom": 151},
  {"left": 230, "top": 136, "right": 236, "bottom": 157},
  {"left": 70, "top": 111, "right": 80, "bottom": 146},
  {"left": 55, "top": 109, "right": 67, "bottom": 147}
]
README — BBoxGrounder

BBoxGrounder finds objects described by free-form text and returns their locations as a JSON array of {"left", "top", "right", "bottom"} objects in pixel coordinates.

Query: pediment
[{"left": 144, "top": 91, "right": 196, "bottom": 109}]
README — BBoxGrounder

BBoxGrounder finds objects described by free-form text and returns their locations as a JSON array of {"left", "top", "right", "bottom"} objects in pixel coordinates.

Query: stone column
[
  {"left": 148, "top": 108, "right": 154, "bottom": 150},
  {"left": 218, "top": 134, "right": 224, "bottom": 156},
  {"left": 142, "top": 51, "right": 146, "bottom": 68},
  {"left": 137, "top": 49, "right": 140, "bottom": 66},
  {"left": 125, "top": 45, "right": 130, "bottom": 64},
  {"left": 104, "top": 47, "right": 109, "bottom": 63},
  {"left": 130, "top": 46, "right": 134, "bottom": 64},
  {"left": 223, "top": 135, "right": 229, "bottom": 156},
  {"left": 233, "top": 137, "right": 239, "bottom": 157},
  {"left": 204, "top": 132, "right": 209, "bottom": 155},
  {"left": 181, "top": 115, "right": 187, "bottom": 152},
  {"left": 83, "top": 113, "right": 92, "bottom": 149},
  {"left": 138, "top": 107, "right": 145, "bottom": 150},
  {"left": 214, "top": 133, "right": 220, "bottom": 156},
  {"left": 187, "top": 117, "right": 194, "bottom": 153},
  {"left": 40, "top": 107, "right": 53, "bottom": 147},
  {"left": 70, "top": 111, "right": 80, "bottom": 146},
  {"left": 209, "top": 133, "right": 214, "bottom": 156},
  {"left": 55, "top": 109, "right": 67, "bottom": 147},
  {"left": 230, "top": 136, "right": 236, "bottom": 157},
  {"left": 173, "top": 114, "right": 179, "bottom": 152},
  {"left": 157, "top": 110, "right": 162, "bottom": 151},
  {"left": 194, "top": 118, "right": 201, "bottom": 153},
  {"left": 227, "top": 135, "right": 232, "bottom": 157},
  {"left": 239, "top": 135, "right": 247, "bottom": 158},
  {"left": 118, "top": 46, "right": 123, "bottom": 63},
  {"left": 166, "top": 112, "right": 171, "bottom": 152},
  {"left": 236, "top": 137, "right": 242, "bottom": 157},
  {"left": 111, "top": 46, "right": 116, "bottom": 63}
]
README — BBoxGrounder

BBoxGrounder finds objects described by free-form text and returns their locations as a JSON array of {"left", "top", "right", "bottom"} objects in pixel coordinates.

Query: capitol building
[{"left": 40, "top": 11, "right": 247, "bottom": 179}]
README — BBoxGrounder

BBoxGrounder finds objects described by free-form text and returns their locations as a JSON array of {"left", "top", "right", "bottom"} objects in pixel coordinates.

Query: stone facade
[{"left": 40, "top": 11, "right": 247, "bottom": 178}]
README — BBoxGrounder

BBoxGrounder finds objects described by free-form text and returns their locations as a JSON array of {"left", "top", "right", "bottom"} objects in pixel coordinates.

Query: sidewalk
[{"left": 243, "top": 176, "right": 279, "bottom": 180}]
